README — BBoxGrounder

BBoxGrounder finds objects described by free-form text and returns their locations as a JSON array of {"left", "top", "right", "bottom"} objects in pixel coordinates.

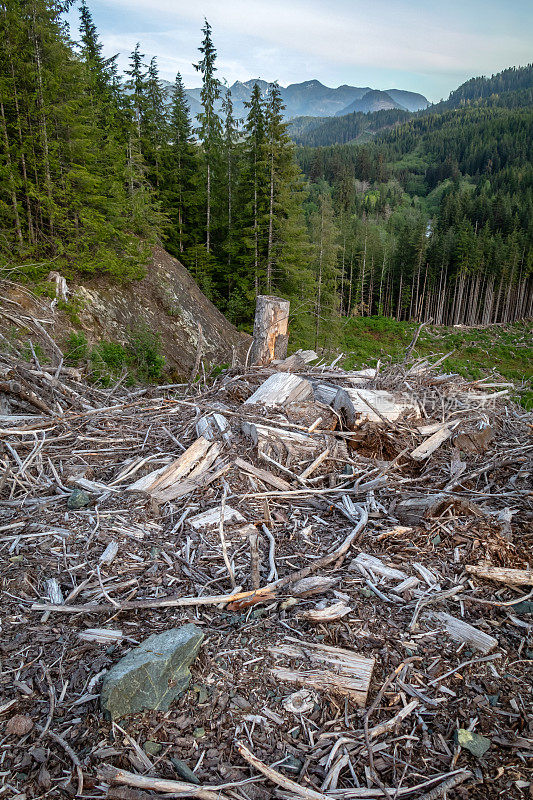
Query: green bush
[
  {"left": 64, "top": 328, "right": 165, "bottom": 385},
  {"left": 65, "top": 332, "right": 90, "bottom": 364},
  {"left": 126, "top": 326, "right": 165, "bottom": 382}
]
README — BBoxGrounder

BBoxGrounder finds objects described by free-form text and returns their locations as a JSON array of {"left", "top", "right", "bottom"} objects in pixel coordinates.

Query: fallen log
[
  {"left": 466, "top": 565, "right": 533, "bottom": 586},
  {"left": 245, "top": 372, "right": 313, "bottom": 407}
]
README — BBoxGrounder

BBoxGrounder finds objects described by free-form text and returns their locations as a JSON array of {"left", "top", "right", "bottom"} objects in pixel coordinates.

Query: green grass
[{"left": 292, "top": 315, "right": 533, "bottom": 409}]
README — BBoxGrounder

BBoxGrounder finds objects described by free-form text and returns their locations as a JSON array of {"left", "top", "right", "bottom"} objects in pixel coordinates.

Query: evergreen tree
[
  {"left": 194, "top": 18, "right": 221, "bottom": 254},
  {"left": 309, "top": 189, "right": 339, "bottom": 348},
  {"left": 143, "top": 56, "right": 167, "bottom": 186},
  {"left": 221, "top": 87, "right": 239, "bottom": 276},
  {"left": 241, "top": 83, "right": 268, "bottom": 293},
  {"left": 162, "top": 72, "right": 197, "bottom": 255}
]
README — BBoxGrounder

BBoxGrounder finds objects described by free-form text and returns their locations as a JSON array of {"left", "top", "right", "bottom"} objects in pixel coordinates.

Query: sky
[{"left": 66, "top": 0, "right": 532, "bottom": 102}]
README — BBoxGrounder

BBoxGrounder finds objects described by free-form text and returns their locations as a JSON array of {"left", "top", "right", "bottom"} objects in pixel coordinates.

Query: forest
[{"left": 0, "top": 1, "right": 532, "bottom": 346}]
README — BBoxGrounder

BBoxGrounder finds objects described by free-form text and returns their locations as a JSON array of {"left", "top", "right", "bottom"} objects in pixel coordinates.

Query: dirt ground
[{"left": 1, "top": 348, "right": 532, "bottom": 800}]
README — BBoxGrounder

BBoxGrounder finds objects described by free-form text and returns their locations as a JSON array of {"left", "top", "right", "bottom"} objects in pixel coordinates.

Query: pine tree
[
  {"left": 143, "top": 57, "right": 167, "bottom": 186},
  {"left": 264, "top": 82, "right": 308, "bottom": 295},
  {"left": 0, "top": 0, "right": 162, "bottom": 278},
  {"left": 125, "top": 43, "right": 145, "bottom": 140},
  {"left": 310, "top": 189, "right": 339, "bottom": 349},
  {"left": 242, "top": 83, "right": 268, "bottom": 292}
]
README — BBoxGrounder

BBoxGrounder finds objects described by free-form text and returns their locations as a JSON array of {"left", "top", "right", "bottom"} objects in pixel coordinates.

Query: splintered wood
[
  {"left": 269, "top": 639, "right": 375, "bottom": 705},
  {"left": 128, "top": 436, "right": 222, "bottom": 501}
]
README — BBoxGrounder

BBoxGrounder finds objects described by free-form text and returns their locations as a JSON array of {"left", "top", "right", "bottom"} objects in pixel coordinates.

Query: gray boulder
[{"left": 100, "top": 624, "right": 204, "bottom": 719}]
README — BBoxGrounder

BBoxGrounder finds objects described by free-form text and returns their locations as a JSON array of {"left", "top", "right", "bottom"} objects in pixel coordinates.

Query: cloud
[
  {"left": 80, "top": 0, "right": 532, "bottom": 98},
  {"left": 95, "top": 0, "right": 530, "bottom": 74}
]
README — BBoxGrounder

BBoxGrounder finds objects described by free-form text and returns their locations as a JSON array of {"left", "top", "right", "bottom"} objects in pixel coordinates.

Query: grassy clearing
[{"left": 338, "top": 317, "right": 532, "bottom": 408}]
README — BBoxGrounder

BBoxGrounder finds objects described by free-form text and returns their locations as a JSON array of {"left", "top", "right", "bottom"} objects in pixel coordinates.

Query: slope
[{"left": 1, "top": 246, "right": 250, "bottom": 379}]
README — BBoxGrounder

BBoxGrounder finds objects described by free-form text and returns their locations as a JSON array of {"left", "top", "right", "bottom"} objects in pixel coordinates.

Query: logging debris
[{"left": 1, "top": 341, "right": 532, "bottom": 800}]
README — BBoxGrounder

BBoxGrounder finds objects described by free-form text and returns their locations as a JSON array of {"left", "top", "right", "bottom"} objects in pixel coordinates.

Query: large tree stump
[{"left": 250, "top": 295, "right": 290, "bottom": 366}]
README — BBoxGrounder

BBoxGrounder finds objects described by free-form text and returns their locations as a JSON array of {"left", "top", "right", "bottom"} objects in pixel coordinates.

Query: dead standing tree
[{"left": 250, "top": 295, "right": 290, "bottom": 366}]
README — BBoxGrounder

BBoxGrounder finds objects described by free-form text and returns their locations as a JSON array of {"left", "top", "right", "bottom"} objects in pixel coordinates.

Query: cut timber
[
  {"left": 410, "top": 425, "right": 451, "bottom": 460},
  {"left": 128, "top": 437, "right": 211, "bottom": 493},
  {"left": 127, "top": 437, "right": 223, "bottom": 502},
  {"left": 314, "top": 384, "right": 419, "bottom": 427},
  {"left": 346, "top": 388, "right": 419, "bottom": 423},
  {"left": 189, "top": 506, "right": 245, "bottom": 530},
  {"left": 245, "top": 372, "right": 313, "bottom": 407},
  {"left": 269, "top": 638, "right": 374, "bottom": 706},
  {"left": 275, "top": 350, "right": 318, "bottom": 372},
  {"left": 241, "top": 421, "right": 322, "bottom": 463},
  {"left": 395, "top": 494, "right": 449, "bottom": 526},
  {"left": 234, "top": 457, "right": 291, "bottom": 491},
  {"left": 284, "top": 401, "right": 337, "bottom": 431},
  {"left": 429, "top": 612, "right": 498, "bottom": 654},
  {"left": 466, "top": 565, "right": 533, "bottom": 586},
  {"left": 250, "top": 295, "right": 290, "bottom": 366},
  {"left": 196, "top": 413, "right": 231, "bottom": 442}
]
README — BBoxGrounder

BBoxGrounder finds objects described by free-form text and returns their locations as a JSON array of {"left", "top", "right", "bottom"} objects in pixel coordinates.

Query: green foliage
[
  {"left": 65, "top": 331, "right": 90, "bottom": 363},
  {"left": 0, "top": 0, "right": 162, "bottom": 280},
  {"left": 64, "top": 327, "right": 165, "bottom": 385}
]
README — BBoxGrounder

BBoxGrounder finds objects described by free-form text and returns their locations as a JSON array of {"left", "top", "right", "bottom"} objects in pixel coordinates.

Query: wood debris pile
[{"left": 1, "top": 336, "right": 532, "bottom": 800}]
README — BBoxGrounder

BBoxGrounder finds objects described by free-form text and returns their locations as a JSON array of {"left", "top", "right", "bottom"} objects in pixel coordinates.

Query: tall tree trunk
[
  {"left": 32, "top": 6, "right": 54, "bottom": 238},
  {"left": 0, "top": 100, "right": 23, "bottom": 248},
  {"left": 206, "top": 159, "right": 211, "bottom": 253},
  {"left": 266, "top": 147, "right": 274, "bottom": 292},
  {"left": 314, "top": 203, "right": 325, "bottom": 350}
]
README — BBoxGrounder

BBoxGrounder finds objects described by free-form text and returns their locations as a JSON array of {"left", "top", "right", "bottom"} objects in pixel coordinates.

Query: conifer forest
[{"left": 1, "top": 1, "right": 532, "bottom": 345}]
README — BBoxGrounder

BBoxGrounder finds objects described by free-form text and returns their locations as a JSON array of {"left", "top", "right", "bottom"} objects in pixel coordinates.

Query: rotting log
[
  {"left": 269, "top": 639, "right": 374, "bottom": 705},
  {"left": 250, "top": 295, "right": 290, "bottom": 366}
]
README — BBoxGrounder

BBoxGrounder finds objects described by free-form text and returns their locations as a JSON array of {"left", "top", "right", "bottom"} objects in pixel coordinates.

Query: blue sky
[{"left": 67, "top": 0, "right": 532, "bottom": 102}]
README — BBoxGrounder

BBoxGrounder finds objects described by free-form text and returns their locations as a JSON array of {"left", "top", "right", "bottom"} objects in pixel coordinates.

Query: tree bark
[{"left": 250, "top": 295, "right": 290, "bottom": 365}]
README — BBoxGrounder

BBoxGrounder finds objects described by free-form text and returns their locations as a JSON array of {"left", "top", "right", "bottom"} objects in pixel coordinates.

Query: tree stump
[{"left": 250, "top": 295, "right": 290, "bottom": 366}]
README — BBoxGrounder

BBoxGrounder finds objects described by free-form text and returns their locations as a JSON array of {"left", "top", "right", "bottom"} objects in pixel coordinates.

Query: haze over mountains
[{"left": 168, "top": 78, "right": 430, "bottom": 120}]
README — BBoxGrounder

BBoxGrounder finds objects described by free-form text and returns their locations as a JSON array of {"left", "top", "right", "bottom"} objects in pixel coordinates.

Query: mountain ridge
[{"left": 166, "top": 78, "right": 430, "bottom": 120}]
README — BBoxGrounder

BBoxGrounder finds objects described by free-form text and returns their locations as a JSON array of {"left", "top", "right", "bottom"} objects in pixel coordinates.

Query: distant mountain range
[
  {"left": 160, "top": 78, "right": 430, "bottom": 121},
  {"left": 289, "top": 63, "right": 533, "bottom": 148}
]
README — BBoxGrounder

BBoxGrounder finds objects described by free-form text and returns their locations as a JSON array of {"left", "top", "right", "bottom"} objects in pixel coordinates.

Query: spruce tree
[
  {"left": 221, "top": 87, "right": 239, "bottom": 275},
  {"left": 194, "top": 19, "right": 221, "bottom": 254},
  {"left": 242, "top": 83, "right": 268, "bottom": 292},
  {"left": 162, "top": 72, "right": 197, "bottom": 255}
]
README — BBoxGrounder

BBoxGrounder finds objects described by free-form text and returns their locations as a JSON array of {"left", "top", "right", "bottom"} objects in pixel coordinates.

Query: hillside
[
  {"left": 335, "top": 89, "right": 406, "bottom": 115},
  {"left": 289, "top": 107, "right": 412, "bottom": 145},
  {"left": 291, "top": 63, "right": 533, "bottom": 148},
  {"left": 1, "top": 247, "right": 250, "bottom": 380}
]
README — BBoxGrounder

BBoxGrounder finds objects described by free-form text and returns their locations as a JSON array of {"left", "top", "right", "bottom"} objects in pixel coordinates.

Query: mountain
[
  {"left": 290, "top": 63, "right": 533, "bottom": 148},
  {"left": 385, "top": 89, "right": 430, "bottom": 112},
  {"left": 429, "top": 63, "right": 533, "bottom": 112},
  {"left": 179, "top": 78, "right": 429, "bottom": 121},
  {"left": 289, "top": 107, "right": 412, "bottom": 146},
  {"left": 335, "top": 89, "right": 406, "bottom": 115}
]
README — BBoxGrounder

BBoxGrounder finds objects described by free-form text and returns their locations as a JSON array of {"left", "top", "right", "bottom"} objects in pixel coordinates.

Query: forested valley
[{"left": 1, "top": 1, "right": 532, "bottom": 349}]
